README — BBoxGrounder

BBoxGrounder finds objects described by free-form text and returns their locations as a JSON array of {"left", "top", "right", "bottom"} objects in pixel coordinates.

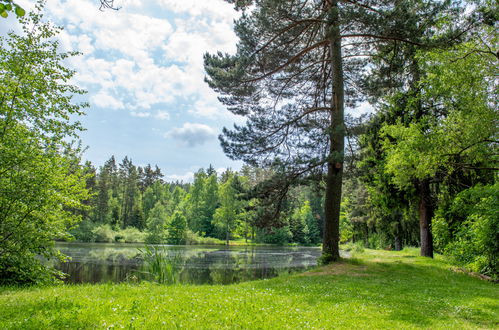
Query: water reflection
[{"left": 54, "top": 242, "right": 322, "bottom": 285}]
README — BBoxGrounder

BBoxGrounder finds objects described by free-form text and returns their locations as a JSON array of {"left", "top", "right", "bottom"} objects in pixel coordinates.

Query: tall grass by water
[{"left": 138, "top": 245, "right": 183, "bottom": 284}]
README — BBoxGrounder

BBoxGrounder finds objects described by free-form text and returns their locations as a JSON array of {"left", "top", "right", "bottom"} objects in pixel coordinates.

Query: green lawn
[{"left": 1, "top": 248, "right": 497, "bottom": 329}]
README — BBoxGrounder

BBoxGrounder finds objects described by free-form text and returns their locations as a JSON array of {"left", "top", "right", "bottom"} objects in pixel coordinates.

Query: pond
[{"left": 54, "top": 242, "right": 325, "bottom": 285}]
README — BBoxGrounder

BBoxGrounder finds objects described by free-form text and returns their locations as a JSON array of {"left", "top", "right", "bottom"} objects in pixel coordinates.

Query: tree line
[{"left": 73, "top": 157, "right": 324, "bottom": 247}]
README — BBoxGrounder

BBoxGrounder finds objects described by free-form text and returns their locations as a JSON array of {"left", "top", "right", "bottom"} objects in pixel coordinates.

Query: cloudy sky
[
  {"left": 2, "top": 0, "right": 371, "bottom": 182},
  {"left": 2, "top": 0, "right": 245, "bottom": 181}
]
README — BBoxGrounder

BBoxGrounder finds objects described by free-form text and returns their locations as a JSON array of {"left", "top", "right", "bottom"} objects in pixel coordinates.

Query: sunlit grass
[{"left": 1, "top": 248, "right": 497, "bottom": 329}]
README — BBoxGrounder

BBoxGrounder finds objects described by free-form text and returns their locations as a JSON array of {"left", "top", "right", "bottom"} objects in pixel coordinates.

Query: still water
[{"left": 54, "top": 242, "right": 322, "bottom": 285}]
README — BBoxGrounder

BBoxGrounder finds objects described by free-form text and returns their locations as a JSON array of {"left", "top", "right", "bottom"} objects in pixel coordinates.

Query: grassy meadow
[{"left": 0, "top": 248, "right": 497, "bottom": 329}]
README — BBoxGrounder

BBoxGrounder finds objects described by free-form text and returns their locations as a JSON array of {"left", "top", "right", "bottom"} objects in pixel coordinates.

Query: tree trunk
[
  {"left": 418, "top": 179, "right": 434, "bottom": 258},
  {"left": 322, "top": 0, "right": 344, "bottom": 262}
]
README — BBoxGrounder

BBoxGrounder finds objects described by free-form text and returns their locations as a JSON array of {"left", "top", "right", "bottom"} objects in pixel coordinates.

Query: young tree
[
  {"left": 143, "top": 181, "right": 170, "bottom": 220},
  {"left": 0, "top": 3, "right": 89, "bottom": 284},
  {"left": 167, "top": 211, "right": 187, "bottom": 245},
  {"left": 213, "top": 174, "right": 241, "bottom": 245},
  {"left": 146, "top": 201, "right": 168, "bottom": 244}
]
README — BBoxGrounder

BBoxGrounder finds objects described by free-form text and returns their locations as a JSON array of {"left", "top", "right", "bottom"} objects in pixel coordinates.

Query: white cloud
[
  {"left": 131, "top": 111, "right": 151, "bottom": 118},
  {"left": 166, "top": 122, "right": 217, "bottom": 147},
  {"left": 157, "top": 0, "right": 238, "bottom": 23},
  {"left": 164, "top": 171, "right": 195, "bottom": 183},
  {"left": 91, "top": 91, "right": 124, "bottom": 109},
  {"left": 41, "top": 0, "right": 240, "bottom": 113},
  {"left": 155, "top": 110, "right": 170, "bottom": 120}
]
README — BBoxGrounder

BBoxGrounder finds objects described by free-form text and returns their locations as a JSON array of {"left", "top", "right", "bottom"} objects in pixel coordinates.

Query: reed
[{"left": 139, "top": 245, "right": 183, "bottom": 284}]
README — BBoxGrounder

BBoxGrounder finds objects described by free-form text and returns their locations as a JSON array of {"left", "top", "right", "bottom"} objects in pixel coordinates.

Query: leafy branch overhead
[{"left": 0, "top": 0, "right": 25, "bottom": 18}]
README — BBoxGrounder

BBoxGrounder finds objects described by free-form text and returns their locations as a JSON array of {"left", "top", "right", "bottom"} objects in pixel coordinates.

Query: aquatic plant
[{"left": 139, "top": 245, "right": 183, "bottom": 284}]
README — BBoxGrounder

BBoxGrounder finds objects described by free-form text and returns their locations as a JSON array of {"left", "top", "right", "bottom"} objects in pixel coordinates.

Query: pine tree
[{"left": 204, "top": 0, "right": 450, "bottom": 260}]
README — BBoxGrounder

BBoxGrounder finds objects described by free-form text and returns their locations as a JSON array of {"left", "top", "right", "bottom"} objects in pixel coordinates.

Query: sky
[{"left": 1, "top": 0, "right": 371, "bottom": 182}]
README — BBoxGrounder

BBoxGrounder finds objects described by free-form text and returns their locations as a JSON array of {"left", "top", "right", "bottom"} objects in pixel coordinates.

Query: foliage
[
  {"left": 0, "top": 0, "right": 25, "bottom": 18},
  {"left": 256, "top": 227, "right": 292, "bottom": 245},
  {"left": 1, "top": 249, "right": 497, "bottom": 328},
  {"left": 120, "top": 227, "right": 146, "bottom": 243},
  {"left": 0, "top": 3, "right": 89, "bottom": 285},
  {"left": 69, "top": 219, "right": 96, "bottom": 242},
  {"left": 167, "top": 211, "right": 187, "bottom": 245},
  {"left": 92, "top": 225, "right": 116, "bottom": 243},
  {"left": 212, "top": 174, "right": 241, "bottom": 243},
  {"left": 433, "top": 183, "right": 498, "bottom": 279},
  {"left": 185, "top": 230, "right": 226, "bottom": 245},
  {"left": 145, "top": 202, "right": 168, "bottom": 244}
]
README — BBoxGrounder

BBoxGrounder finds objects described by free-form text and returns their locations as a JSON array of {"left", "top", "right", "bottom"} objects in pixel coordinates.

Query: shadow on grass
[{"left": 253, "top": 255, "right": 498, "bottom": 328}]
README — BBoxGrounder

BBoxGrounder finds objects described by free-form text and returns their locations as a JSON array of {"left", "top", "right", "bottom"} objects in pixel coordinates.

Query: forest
[
  {"left": 0, "top": 0, "right": 497, "bottom": 323},
  {"left": 0, "top": 0, "right": 497, "bottom": 327}
]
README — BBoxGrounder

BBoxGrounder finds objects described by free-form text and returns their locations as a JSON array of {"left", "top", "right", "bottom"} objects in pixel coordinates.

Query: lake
[{"left": 54, "top": 242, "right": 324, "bottom": 285}]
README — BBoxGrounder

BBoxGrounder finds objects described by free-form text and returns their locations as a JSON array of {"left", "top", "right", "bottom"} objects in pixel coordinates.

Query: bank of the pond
[{"left": 1, "top": 248, "right": 497, "bottom": 329}]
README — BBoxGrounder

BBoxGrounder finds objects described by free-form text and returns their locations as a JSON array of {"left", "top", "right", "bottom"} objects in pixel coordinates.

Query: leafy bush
[
  {"left": 92, "top": 225, "right": 116, "bottom": 243},
  {"left": 167, "top": 212, "right": 187, "bottom": 245},
  {"left": 185, "top": 230, "right": 226, "bottom": 245},
  {"left": 366, "top": 233, "right": 384, "bottom": 250},
  {"left": 343, "top": 241, "right": 365, "bottom": 253},
  {"left": 433, "top": 183, "right": 498, "bottom": 278},
  {"left": 0, "top": 252, "right": 63, "bottom": 286},
  {"left": 256, "top": 226, "right": 292, "bottom": 245},
  {"left": 69, "top": 219, "right": 96, "bottom": 242},
  {"left": 121, "top": 227, "right": 146, "bottom": 243}
]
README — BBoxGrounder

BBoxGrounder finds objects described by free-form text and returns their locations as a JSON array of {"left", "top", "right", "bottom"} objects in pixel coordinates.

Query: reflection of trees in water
[
  {"left": 58, "top": 261, "right": 141, "bottom": 283},
  {"left": 55, "top": 244, "right": 321, "bottom": 284}
]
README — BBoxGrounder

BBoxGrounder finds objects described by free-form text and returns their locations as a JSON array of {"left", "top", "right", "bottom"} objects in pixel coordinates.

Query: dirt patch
[{"left": 300, "top": 262, "right": 368, "bottom": 277}]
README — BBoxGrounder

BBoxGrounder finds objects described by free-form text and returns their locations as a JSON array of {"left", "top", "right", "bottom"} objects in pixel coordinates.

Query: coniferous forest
[{"left": 0, "top": 0, "right": 497, "bottom": 328}]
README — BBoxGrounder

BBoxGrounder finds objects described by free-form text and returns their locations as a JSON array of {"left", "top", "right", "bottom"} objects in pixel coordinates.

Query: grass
[{"left": 0, "top": 248, "right": 497, "bottom": 329}]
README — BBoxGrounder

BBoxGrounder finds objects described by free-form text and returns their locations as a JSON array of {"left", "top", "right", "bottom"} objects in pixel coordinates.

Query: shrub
[
  {"left": 256, "top": 226, "right": 292, "bottom": 245},
  {"left": 121, "top": 227, "right": 146, "bottom": 243},
  {"left": 69, "top": 219, "right": 96, "bottom": 242},
  {"left": 433, "top": 183, "right": 498, "bottom": 279},
  {"left": 185, "top": 230, "right": 226, "bottom": 245},
  {"left": 92, "top": 225, "right": 116, "bottom": 243}
]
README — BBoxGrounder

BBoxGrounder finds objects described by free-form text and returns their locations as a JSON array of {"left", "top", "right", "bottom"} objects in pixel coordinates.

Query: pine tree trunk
[
  {"left": 418, "top": 179, "right": 434, "bottom": 258},
  {"left": 322, "top": 0, "right": 344, "bottom": 262}
]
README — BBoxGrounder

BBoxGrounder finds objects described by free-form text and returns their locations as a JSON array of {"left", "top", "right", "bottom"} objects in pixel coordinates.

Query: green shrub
[
  {"left": 121, "top": 227, "right": 146, "bottom": 243},
  {"left": 92, "top": 225, "right": 116, "bottom": 243},
  {"left": 0, "top": 252, "right": 63, "bottom": 286},
  {"left": 69, "top": 219, "right": 96, "bottom": 242},
  {"left": 185, "top": 230, "right": 226, "bottom": 245},
  {"left": 167, "top": 212, "right": 187, "bottom": 245},
  {"left": 256, "top": 226, "right": 292, "bottom": 245},
  {"left": 344, "top": 241, "right": 365, "bottom": 253},
  {"left": 366, "top": 233, "right": 383, "bottom": 250},
  {"left": 433, "top": 183, "right": 498, "bottom": 279}
]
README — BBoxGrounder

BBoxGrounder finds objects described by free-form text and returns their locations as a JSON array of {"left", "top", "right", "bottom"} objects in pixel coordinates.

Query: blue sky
[
  {"left": 2, "top": 0, "right": 245, "bottom": 182},
  {"left": 2, "top": 0, "right": 371, "bottom": 182}
]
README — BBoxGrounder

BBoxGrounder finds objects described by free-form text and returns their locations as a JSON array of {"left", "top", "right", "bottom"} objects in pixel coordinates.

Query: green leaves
[
  {"left": 0, "top": 2, "right": 89, "bottom": 284},
  {"left": 14, "top": 5, "right": 24, "bottom": 17},
  {"left": 0, "top": 1, "right": 25, "bottom": 18}
]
